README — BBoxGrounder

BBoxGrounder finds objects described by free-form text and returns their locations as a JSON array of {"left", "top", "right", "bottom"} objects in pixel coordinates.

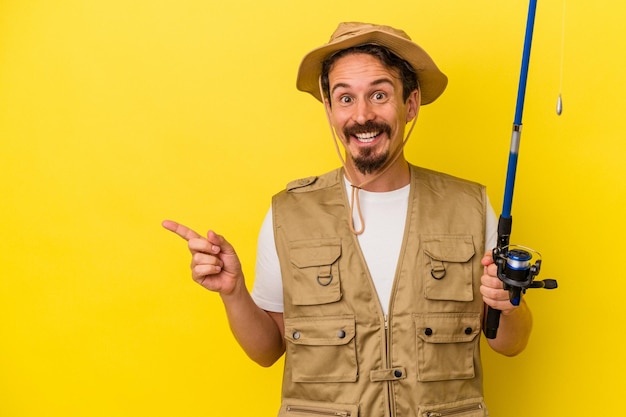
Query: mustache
[{"left": 343, "top": 120, "right": 391, "bottom": 139}]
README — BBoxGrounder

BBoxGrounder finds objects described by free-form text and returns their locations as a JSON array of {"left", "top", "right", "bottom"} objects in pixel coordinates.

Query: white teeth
[{"left": 355, "top": 131, "right": 379, "bottom": 143}]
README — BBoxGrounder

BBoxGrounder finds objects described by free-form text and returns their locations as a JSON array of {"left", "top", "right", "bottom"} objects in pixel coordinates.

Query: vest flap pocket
[
  {"left": 423, "top": 235, "right": 475, "bottom": 263},
  {"left": 288, "top": 238, "right": 342, "bottom": 306},
  {"left": 285, "top": 315, "right": 355, "bottom": 346},
  {"left": 414, "top": 313, "right": 480, "bottom": 343},
  {"left": 289, "top": 238, "right": 341, "bottom": 268},
  {"left": 413, "top": 313, "right": 480, "bottom": 382},
  {"left": 421, "top": 235, "right": 475, "bottom": 302},
  {"left": 284, "top": 315, "right": 357, "bottom": 383}
]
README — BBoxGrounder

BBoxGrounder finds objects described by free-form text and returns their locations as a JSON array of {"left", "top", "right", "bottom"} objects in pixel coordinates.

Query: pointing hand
[{"left": 162, "top": 220, "right": 243, "bottom": 295}]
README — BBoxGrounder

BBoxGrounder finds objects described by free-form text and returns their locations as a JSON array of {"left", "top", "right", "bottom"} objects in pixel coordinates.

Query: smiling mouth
[
  {"left": 354, "top": 131, "right": 381, "bottom": 143},
  {"left": 345, "top": 121, "right": 391, "bottom": 145}
]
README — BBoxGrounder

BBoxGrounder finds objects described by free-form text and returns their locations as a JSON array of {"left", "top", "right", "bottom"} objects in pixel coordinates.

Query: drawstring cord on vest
[{"left": 318, "top": 76, "right": 421, "bottom": 235}]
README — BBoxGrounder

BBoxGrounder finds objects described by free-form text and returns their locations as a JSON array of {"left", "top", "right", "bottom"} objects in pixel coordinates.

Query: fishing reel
[
  {"left": 485, "top": 244, "right": 558, "bottom": 339},
  {"left": 493, "top": 245, "right": 558, "bottom": 306}
]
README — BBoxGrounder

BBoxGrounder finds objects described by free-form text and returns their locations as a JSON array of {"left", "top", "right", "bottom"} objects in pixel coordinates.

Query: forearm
[
  {"left": 485, "top": 299, "right": 533, "bottom": 356},
  {"left": 220, "top": 282, "right": 285, "bottom": 367}
]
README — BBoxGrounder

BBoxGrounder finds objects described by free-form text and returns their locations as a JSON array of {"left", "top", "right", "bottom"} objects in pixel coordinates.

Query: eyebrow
[{"left": 330, "top": 77, "right": 396, "bottom": 96}]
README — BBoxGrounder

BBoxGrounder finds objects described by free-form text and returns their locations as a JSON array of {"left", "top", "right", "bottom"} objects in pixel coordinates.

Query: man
[{"left": 163, "top": 22, "right": 532, "bottom": 417}]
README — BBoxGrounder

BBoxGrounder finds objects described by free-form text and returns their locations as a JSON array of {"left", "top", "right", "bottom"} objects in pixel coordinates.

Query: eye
[
  {"left": 338, "top": 95, "right": 353, "bottom": 105},
  {"left": 372, "top": 91, "right": 387, "bottom": 101}
]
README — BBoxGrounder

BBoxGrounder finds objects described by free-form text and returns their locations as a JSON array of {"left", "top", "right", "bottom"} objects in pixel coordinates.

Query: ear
[
  {"left": 405, "top": 89, "right": 420, "bottom": 123},
  {"left": 323, "top": 97, "right": 336, "bottom": 126},
  {"left": 324, "top": 97, "right": 332, "bottom": 115}
]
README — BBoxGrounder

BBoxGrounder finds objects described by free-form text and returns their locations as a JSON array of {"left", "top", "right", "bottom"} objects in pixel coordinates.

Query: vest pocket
[
  {"left": 279, "top": 398, "right": 359, "bottom": 417},
  {"left": 289, "top": 238, "right": 342, "bottom": 306},
  {"left": 422, "top": 235, "right": 475, "bottom": 301},
  {"left": 284, "top": 315, "right": 357, "bottom": 383},
  {"left": 418, "top": 397, "right": 487, "bottom": 417},
  {"left": 413, "top": 313, "right": 481, "bottom": 382}
]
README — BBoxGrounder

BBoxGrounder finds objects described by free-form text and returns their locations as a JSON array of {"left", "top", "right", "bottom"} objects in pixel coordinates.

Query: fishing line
[{"left": 556, "top": 0, "right": 566, "bottom": 115}]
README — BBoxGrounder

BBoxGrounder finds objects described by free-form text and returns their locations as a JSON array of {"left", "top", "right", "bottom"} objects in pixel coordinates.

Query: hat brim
[{"left": 296, "top": 29, "right": 448, "bottom": 105}]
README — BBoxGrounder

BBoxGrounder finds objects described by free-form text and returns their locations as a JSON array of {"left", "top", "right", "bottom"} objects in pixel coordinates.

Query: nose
[{"left": 353, "top": 99, "right": 375, "bottom": 125}]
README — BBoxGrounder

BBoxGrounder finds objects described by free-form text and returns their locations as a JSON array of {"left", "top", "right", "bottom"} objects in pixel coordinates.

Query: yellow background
[{"left": 1, "top": 1, "right": 624, "bottom": 416}]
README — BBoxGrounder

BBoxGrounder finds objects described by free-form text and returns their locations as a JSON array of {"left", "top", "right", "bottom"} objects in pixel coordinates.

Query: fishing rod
[{"left": 484, "top": 0, "right": 558, "bottom": 340}]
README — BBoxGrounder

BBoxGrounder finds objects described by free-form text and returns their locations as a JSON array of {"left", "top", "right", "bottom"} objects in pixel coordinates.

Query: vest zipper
[
  {"left": 425, "top": 402, "right": 483, "bottom": 416},
  {"left": 285, "top": 405, "right": 351, "bottom": 416},
  {"left": 384, "top": 314, "right": 396, "bottom": 417}
]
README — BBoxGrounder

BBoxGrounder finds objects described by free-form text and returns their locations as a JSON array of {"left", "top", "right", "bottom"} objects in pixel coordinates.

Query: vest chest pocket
[
  {"left": 422, "top": 235, "right": 476, "bottom": 302},
  {"left": 413, "top": 313, "right": 481, "bottom": 382},
  {"left": 289, "top": 238, "right": 342, "bottom": 306},
  {"left": 284, "top": 315, "right": 357, "bottom": 383}
]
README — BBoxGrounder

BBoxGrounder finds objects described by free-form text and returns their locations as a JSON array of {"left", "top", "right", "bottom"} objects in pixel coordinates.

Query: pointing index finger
[{"left": 162, "top": 220, "right": 202, "bottom": 242}]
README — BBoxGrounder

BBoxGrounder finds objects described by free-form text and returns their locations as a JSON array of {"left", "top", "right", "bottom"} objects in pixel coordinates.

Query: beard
[
  {"left": 343, "top": 121, "right": 392, "bottom": 175},
  {"left": 352, "top": 147, "right": 390, "bottom": 175}
]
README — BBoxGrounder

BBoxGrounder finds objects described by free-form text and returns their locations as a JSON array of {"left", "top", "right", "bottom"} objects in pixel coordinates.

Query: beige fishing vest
[{"left": 272, "top": 164, "right": 488, "bottom": 417}]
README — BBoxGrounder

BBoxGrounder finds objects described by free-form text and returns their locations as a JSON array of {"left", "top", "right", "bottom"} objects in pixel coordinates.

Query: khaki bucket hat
[{"left": 296, "top": 22, "right": 448, "bottom": 105}]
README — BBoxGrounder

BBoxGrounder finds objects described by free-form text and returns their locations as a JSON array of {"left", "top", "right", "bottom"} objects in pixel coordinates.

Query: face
[{"left": 324, "top": 53, "right": 419, "bottom": 175}]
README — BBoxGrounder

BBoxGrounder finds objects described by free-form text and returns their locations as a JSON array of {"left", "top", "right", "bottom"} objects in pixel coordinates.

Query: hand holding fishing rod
[{"left": 484, "top": 0, "right": 558, "bottom": 340}]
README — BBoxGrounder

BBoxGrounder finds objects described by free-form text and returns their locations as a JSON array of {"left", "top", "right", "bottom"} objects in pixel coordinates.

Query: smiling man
[{"left": 163, "top": 22, "right": 533, "bottom": 417}]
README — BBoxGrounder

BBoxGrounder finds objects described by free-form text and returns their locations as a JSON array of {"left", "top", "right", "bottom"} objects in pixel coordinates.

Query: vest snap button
[
  {"left": 424, "top": 328, "right": 433, "bottom": 336},
  {"left": 292, "top": 331, "right": 300, "bottom": 340},
  {"left": 465, "top": 327, "right": 473, "bottom": 335},
  {"left": 394, "top": 369, "right": 403, "bottom": 378},
  {"left": 337, "top": 330, "right": 346, "bottom": 339}
]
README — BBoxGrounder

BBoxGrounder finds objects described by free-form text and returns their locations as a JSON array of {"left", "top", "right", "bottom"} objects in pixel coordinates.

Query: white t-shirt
[{"left": 251, "top": 178, "right": 498, "bottom": 315}]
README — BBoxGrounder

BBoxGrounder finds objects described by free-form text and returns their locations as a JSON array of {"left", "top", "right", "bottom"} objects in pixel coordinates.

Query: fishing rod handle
[{"left": 485, "top": 306, "right": 501, "bottom": 339}]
